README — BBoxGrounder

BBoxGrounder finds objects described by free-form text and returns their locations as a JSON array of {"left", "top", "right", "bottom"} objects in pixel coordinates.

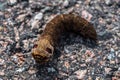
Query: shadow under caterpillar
[{"left": 32, "top": 14, "right": 97, "bottom": 64}]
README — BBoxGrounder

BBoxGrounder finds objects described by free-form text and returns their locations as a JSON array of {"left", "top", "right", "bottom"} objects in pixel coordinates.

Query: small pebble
[
  {"left": 28, "top": 67, "right": 36, "bottom": 74},
  {"left": 0, "top": 70, "right": 5, "bottom": 76},
  {"left": 16, "top": 67, "right": 25, "bottom": 73},
  {"left": 7, "top": 0, "right": 17, "bottom": 5},
  {"left": 0, "top": 78, "right": 3, "bottom": 80},
  {"left": 81, "top": 10, "right": 92, "bottom": 21},
  {"left": 106, "top": 19, "right": 112, "bottom": 25},
  {"left": 63, "top": 0, "right": 69, "bottom": 8},
  {"left": 0, "top": 2, "right": 7, "bottom": 11},
  {"left": 105, "top": 68, "right": 112, "bottom": 74},
  {"left": 111, "top": 48, "right": 115, "bottom": 53},
  {"left": 107, "top": 52, "right": 115, "bottom": 60},
  {"left": 64, "top": 47, "right": 70, "bottom": 53},
  {"left": 11, "top": 55, "right": 18, "bottom": 63},
  {"left": 117, "top": 33, "right": 120, "bottom": 37},
  {"left": 74, "top": 70, "right": 87, "bottom": 79},
  {"left": 47, "top": 67, "right": 56, "bottom": 72},
  {"left": 0, "top": 26, "right": 4, "bottom": 31},
  {"left": 105, "top": 0, "right": 113, "bottom": 6},
  {"left": 16, "top": 14, "right": 27, "bottom": 22},
  {"left": 0, "top": 58, "right": 4, "bottom": 65},
  {"left": 31, "top": 20, "right": 40, "bottom": 29},
  {"left": 34, "top": 12, "right": 43, "bottom": 20}
]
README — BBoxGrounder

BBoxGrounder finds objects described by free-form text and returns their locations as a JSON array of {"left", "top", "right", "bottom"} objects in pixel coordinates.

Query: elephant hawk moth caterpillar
[{"left": 32, "top": 14, "right": 97, "bottom": 64}]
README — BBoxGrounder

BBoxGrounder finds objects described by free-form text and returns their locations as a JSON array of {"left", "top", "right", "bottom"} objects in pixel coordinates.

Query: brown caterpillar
[{"left": 32, "top": 14, "right": 97, "bottom": 64}]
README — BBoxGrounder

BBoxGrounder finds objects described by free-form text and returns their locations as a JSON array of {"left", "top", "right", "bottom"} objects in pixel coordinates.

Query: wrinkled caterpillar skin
[{"left": 32, "top": 14, "right": 97, "bottom": 64}]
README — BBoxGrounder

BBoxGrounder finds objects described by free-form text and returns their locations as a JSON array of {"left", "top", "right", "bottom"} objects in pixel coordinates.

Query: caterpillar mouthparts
[{"left": 32, "top": 14, "right": 97, "bottom": 64}]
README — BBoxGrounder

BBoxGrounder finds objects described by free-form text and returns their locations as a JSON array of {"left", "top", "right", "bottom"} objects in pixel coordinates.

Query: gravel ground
[{"left": 0, "top": 0, "right": 120, "bottom": 80}]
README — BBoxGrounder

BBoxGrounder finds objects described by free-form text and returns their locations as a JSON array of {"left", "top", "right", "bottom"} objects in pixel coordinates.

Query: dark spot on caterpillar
[
  {"left": 46, "top": 47, "right": 52, "bottom": 54},
  {"left": 32, "top": 14, "right": 97, "bottom": 64},
  {"left": 33, "top": 44, "right": 38, "bottom": 48}
]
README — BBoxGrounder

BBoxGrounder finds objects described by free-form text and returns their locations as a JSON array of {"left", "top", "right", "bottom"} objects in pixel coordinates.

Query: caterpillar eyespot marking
[
  {"left": 32, "top": 14, "right": 97, "bottom": 64},
  {"left": 33, "top": 44, "right": 38, "bottom": 48}
]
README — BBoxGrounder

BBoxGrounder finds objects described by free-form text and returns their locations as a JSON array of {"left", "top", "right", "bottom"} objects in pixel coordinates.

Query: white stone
[
  {"left": 8, "top": 0, "right": 17, "bottom": 5},
  {"left": 34, "top": 12, "right": 43, "bottom": 20}
]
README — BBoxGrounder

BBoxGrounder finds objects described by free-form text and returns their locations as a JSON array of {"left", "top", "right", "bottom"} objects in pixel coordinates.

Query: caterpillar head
[{"left": 32, "top": 39, "right": 54, "bottom": 64}]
